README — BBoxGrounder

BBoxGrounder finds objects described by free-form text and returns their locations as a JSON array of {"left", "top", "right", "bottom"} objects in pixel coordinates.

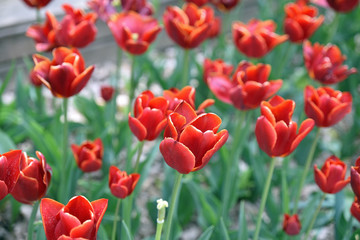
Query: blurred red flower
[
  {"left": 22, "top": 0, "right": 51, "bottom": 8},
  {"left": 40, "top": 195, "right": 108, "bottom": 240},
  {"left": 232, "top": 19, "right": 288, "bottom": 58},
  {"left": 255, "top": 95, "right": 314, "bottom": 157},
  {"left": 351, "top": 197, "right": 360, "bottom": 222},
  {"left": 210, "top": 0, "right": 240, "bottom": 11},
  {"left": 31, "top": 47, "right": 94, "bottom": 98},
  {"left": 314, "top": 155, "right": 350, "bottom": 194},
  {"left": 129, "top": 90, "right": 168, "bottom": 141},
  {"left": 0, "top": 150, "right": 22, "bottom": 200},
  {"left": 303, "top": 41, "right": 357, "bottom": 84},
  {"left": 121, "top": 0, "right": 154, "bottom": 15},
  {"left": 88, "top": 0, "right": 117, "bottom": 22},
  {"left": 326, "top": 0, "right": 359, "bottom": 12},
  {"left": 185, "top": 0, "right": 209, "bottom": 6},
  {"left": 71, "top": 138, "right": 103, "bottom": 172},
  {"left": 207, "top": 61, "right": 282, "bottom": 110},
  {"left": 160, "top": 101, "right": 228, "bottom": 174},
  {"left": 284, "top": 0, "right": 324, "bottom": 43},
  {"left": 282, "top": 214, "right": 301, "bottom": 236},
  {"left": 109, "top": 166, "right": 140, "bottom": 199},
  {"left": 100, "top": 85, "right": 115, "bottom": 102},
  {"left": 203, "top": 58, "right": 233, "bottom": 84},
  {"left": 208, "top": 16, "right": 221, "bottom": 38},
  {"left": 108, "top": 12, "right": 161, "bottom": 55},
  {"left": 304, "top": 85, "right": 352, "bottom": 127},
  {"left": 350, "top": 157, "right": 360, "bottom": 200},
  {"left": 163, "top": 3, "right": 213, "bottom": 49}
]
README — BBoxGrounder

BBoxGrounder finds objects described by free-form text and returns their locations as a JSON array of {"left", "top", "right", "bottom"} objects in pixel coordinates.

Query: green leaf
[
  {"left": 198, "top": 225, "right": 214, "bottom": 240},
  {"left": 0, "top": 59, "right": 16, "bottom": 101},
  {"left": 238, "top": 201, "right": 248, "bottom": 240},
  {"left": 0, "top": 130, "right": 16, "bottom": 152},
  {"left": 219, "top": 217, "right": 230, "bottom": 240},
  {"left": 122, "top": 220, "right": 134, "bottom": 240}
]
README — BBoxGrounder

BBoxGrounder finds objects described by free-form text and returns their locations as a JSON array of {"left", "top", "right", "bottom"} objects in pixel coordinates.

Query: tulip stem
[
  {"left": 112, "top": 48, "right": 122, "bottom": 129},
  {"left": 58, "top": 98, "right": 69, "bottom": 202},
  {"left": 253, "top": 157, "right": 276, "bottom": 240},
  {"left": 155, "top": 219, "right": 165, "bottom": 240},
  {"left": 134, "top": 141, "right": 144, "bottom": 173},
  {"left": 304, "top": 193, "right": 326, "bottom": 239},
  {"left": 181, "top": 49, "right": 190, "bottom": 88},
  {"left": 293, "top": 127, "right": 320, "bottom": 213},
  {"left": 27, "top": 200, "right": 40, "bottom": 240},
  {"left": 36, "top": 8, "right": 41, "bottom": 23},
  {"left": 164, "top": 172, "right": 183, "bottom": 240},
  {"left": 128, "top": 54, "right": 136, "bottom": 114},
  {"left": 112, "top": 198, "right": 122, "bottom": 240}
]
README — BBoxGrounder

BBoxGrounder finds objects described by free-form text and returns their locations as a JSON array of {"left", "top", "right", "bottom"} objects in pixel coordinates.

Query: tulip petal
[
  {"left": 0, "top": 181, "right": 8, "bottom": 200},
  {"left": 70, "top": 66, "right": 95, "bottom": 97},
  {"left": 289, "top": 118, "right": 314, "bottom": 154},
  {"left": 314, "top": 164, "right": 327, "bottom": 193},
  {"left": 41, "top": 198, "right": 65, "bottom": 240},
  {"left": 91, "top": 198, "right": 108, "bottom": 230},
  {"left": 128, "top": 114, "right": 148, "bottom": 141},
  {"left": 255, "top": 116, "right": 277, "bottom": 156},
  {"left": 207, "top": 74, "right": 233, "bottom": 104}
]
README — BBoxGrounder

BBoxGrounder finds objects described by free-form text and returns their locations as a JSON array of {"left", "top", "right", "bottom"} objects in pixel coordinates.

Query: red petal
[
  {"left": 255, "top": 116, "right": 277, "bottom": 157},
  {"left": 41, "top": 198, "right": 65, "bottom": 240}
]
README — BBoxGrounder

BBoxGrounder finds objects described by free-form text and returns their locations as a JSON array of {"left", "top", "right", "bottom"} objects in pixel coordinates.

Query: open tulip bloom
[
  {"left": 71, "top": 138, "right": 104, "bottom": 173},
  {"left": 0, "top": 150, "right": 22, "bottom": 200}
]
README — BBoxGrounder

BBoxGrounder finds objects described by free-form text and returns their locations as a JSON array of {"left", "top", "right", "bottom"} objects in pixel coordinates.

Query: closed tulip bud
[
  {"left": 100, "top": 85, "right": 115, "bottom": 102},
  {"left": 71, "top": 138, "right": 103, "bottom": 172},
  {"left": 210, "top": 0, "right": 241, "bottom": 11},
  {"left": 282, "top": 214, "right": 301, "bottom": 236},
  {"left": 0, "top": 150, "right": 22, "bottom": 200},
  {"left": 326, "top": 0, "right": 359, "bottom": 12},
  {"left": 108, "top": 166, "right": 140, "bottom": 199},
  {"left": 22, "top": 0, "right": 51, "bottom": 8}
]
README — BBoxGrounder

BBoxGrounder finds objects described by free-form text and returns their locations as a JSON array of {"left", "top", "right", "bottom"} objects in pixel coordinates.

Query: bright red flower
[
  {"left": 203, "top": 58, "right": 233, "bottom": 84},
  {"left": 208, "top": 16, "right": 221, "bottom": 38},
  {"left": 22, "top": 0, "right": 51, "bottom": 8},
  {"left": 304, "top": 85, "right": 352, "bottom": 127},
  {"left": 255, "top": 95, "right": 314, "bottom": 157},
  {"left": 121, "top": 0, "right": 154, "bottom": 15},
  {"left": 109, "top": 166, "right": 140, "bottom": 199},
  {"left": 284, "top": 1, "right": 324, "bottom": 43},
  {"left": 314, "top": 155, "right": 350, "bottom": 194},
  {"left": 303, "top": 41, "right": 357, "bottom": 84},
  {"left": 210, "top": 0, "right": 240, "bottom": 11},
  {"left": 56, "top": 4, "right": 98, "bottom": 48},
  {"left": 351, "top": 197, "right": 360, "bottom": 222},
  {"left": 0, "top": 150, "right": 22, "bottom": 200},
  {"left": 40, "top": 195, "right": 108, "bottom": 240},
  {"left": 326, "top": 0, "right": 359, "bottom": 12},
  {"left": 88, "top": 0, "right": 117, "bottom": 22},
  {"left": 129, "top": 90, "right": 168, "bottom": 141},
  {"left": 185, "top": 0, "right": 209, "bottom": 6},
  {"left": 163, "top": 3, "right": 213, "bottom": 49},
  {"left": 26, "top": 12, "right": 59, "bottom": 52},
  {"left": 31, "top": 47, "right": 94, "bottom": 98},
  {"left": 282, "top": 214, "right": 301, "bottom": 236},
  {"left": 207, "top": 61, "right": 282, "bottom": 110},
  {"left": 350, "top": 157, "right": 360, "bottom": 199},
  {"left": 71, "top": 139, "right": 103, "bottom": 173},
  {"left": 100, "top": 85, "right": 115, "bottom": 102},
  {"left": 108, "top": 12, "right": 161, "bottom": 55},
  {"left": 232, "top": 19, "right": 288, "bottom": 58},
  {"left": 11, "top": 152, "right": 51, "bottom": 204},
  {"left": 160, "top": 101, "right": 228, "bottom": 174}
]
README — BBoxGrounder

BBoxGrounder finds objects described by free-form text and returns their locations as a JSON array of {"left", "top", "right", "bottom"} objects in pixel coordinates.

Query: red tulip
[
  {"left": 108, "top": 12, "right": 161, "bottom": 55},
  {"left": 304, "top": 85, "right": 352, "bottom": 127},
  {"left": 11, "top": 152, "right": 51, "bottom": 204},
  {"left": 351, "top": 197, "right": 360, "bottom": 222},
  {"left": 121, "top": 0, "right": 154, "bottom": 15},
  {"left": 303, "top": 41, "right": 357, "bottom": 84},
  {"left": 31, "top": 47, "right": 94, "bottom": 98},
  {"left": 284, "top": 1, "right": 324, "bottom": 43},
  {"left": 203, "top": 58, "right": 233, "bottom": 84},
  {"left": 160, "top": 101, "right": 228, "bottom": 174},
  {"left": 185, "top": 0, "right": 209, "bottom": 6},
  {"left": 163, "top": 3, "right": 213, "bottom": 49},
  {"left": 109, "top": 166, "right": 140, "bottom": 199},
  {"left": 255, "top": 95, "right": 314, "bottom": 157},
  {"left": 207, "top": 61, "right": 282, "bottom": 110},
  {"left": 314, "top": 155, "right": 350, "bottom": 194},
  {"left": 100, "top": 85, "right": 115, "bottom": 102},
  {"left": 22, "top": 0, "right": 51, "bottom": 8},
  {"left": 88, "top": 0, "right": 117, "bottom": 22},
  {"left": 207, "top": 16, "right": 221, "bottom": 39},
  {"left": 26, "top": 12, "right": 59, "bottom": 52},
  {"left": 350, "top": 157, "right": 360, "bottom": 199},
  {"left": 0, "top": 150, "right": 22, "bottom": 200},
  {"left": 326, "top": 0, "right": 359, "bottom": 12},
  {"left": 129, "top": 90, "right": 168, "bottom": 141},
  {"left": 282, "top": 214, "right": 301, "bottom": 236},
  {"left": 232, "top": 19, "right": 288, "bottom": 58},
  {"left": 56, "top": 4, "right": 97, "bottom": 48},
  {"left": 40, "top": 195, "right": 108, "bottom": 240},
  {"left": 210, "top": 0, "right": 240, "bottom": 11},
  {"left": 71, "top": 138, "right": 103, "bottom": 173}
]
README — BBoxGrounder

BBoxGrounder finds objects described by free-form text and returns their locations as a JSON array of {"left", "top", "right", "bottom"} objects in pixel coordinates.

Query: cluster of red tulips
[{"left": 1, "top": 0, "right": 359, "bottom": 239}]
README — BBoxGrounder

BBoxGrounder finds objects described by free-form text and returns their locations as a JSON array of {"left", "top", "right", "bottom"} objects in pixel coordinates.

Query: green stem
[
  {"left": 111, "top": 48, "right": 122, "bottom": 127},
  {"left": 27, "top": 200, "right": 40, "bottom": 240},
  {"left": 36, "top": 8, "right": 41, "bottom": 23},
  {"left": 155, "top": 218, "right": 165, "bottom": 240},
  {"left": 164, "top": 172, "right": 183, "bottom": 240},
  {"left": 343, "top": 216, "right": 353, "bottom": 240},
  {"left": 253, "top": 157, "right": 277, "bottom": 240},
  {"left": 134, "top": 141, "right": 144, "bottom": 173},
  {"left": 293, "top": 127, "right": 320, "bottom": 213},
  {"left": 181, "top": 49, "right": 190, "bottom": 88},
  {"left": 35, "top": 87, "right": 44, "bottom": 114},
  {"left": 112, "top": 198, "right": 122, "bottom": 240},
  {"left": 304, "top": 193, "right": 326, "bottom": 240},
  {"left": 128, "top": 54, "right": 136, "bottom": 114},
  {"left": 58, "top": 98, "right": 69, "bottom": 202}
]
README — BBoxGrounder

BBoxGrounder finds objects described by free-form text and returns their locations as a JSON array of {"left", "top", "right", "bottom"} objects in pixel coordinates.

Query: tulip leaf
[
  {"left": 238, "top": 201, "right": 248, "bottom": 240},
  {"left": 0, "top": 59, "right": 15, "bottom": 103},
  {"left": 122, "top": 220, "right": 134, "bottom": 240},
  {"left": 0, "top": 130, "right": 16, "bottom": 153},
  {"left": 219, "top": 217, "right": 230, "bottom": 240},
  {"left": 198, "top": 225, "right": 214, "bottom": 240}
]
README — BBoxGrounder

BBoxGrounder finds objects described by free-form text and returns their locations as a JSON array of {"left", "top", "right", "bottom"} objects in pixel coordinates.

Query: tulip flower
[
  {"left": 203, "top": 58, "right": 233, "bottom": 84},
  {"left": 185, "top": 0, "right": 209, "bottom": 6},
  {"left": 284, "top": 0, "right": 324, "bottom": 43},
  {"left": 210, "top": 0, "right": 241, "bottom": 11},
  {"left": 163, "top": 3, "right": 213, "bottom": 49},
  {"left": 71, "top": 138, "right": 103, "bottom": 173},
  {"left": 11, "top": 151, "right": 51, "bottom": 204},
  {"left": 255, "top": 95, "right": 314, "bottom": 157},
  {"left": 282, "top": 214, "right": 301, "bottom": 236},
  {"left": 232, "top": 19, "right": 288, "bottom": 58},
  {"left": 109, "top": 166, "right": 140, "bottom": 199},
  {"left": 100, "top": 85, "right": 115, "bottom": 102},
  {"left": 108, "top": 12, "right": 161, "bottom": 55},
  {"left": 121, "top": 0, "right": 154, "bottom": 15},
  {"left": 128, "top": 90, "right": 168, "bottom": 141},
  {"left": 26, "top": 11, "right": 59, "bottom": 52},
  {"left": 40, "top": 195, "right": 108, "bottom": 240},
  {"left": 22, "top": 0, "right": 51, "bottom": 8},
  {"left": 304, "top": 85, "right": 352, "bottom": 127},
  {"left": 0, "top": 150, "right": 22, "bottom": 200},
  {"left": 326, "top": 0, "right": 359, "bottom": 12},
  {"left": 88, "top": 0, "right": 117, "bottom": 22},
  {"left": 56, "top": 4, "right": 98, "bottom": 48},
  {"left": 207, "top": 61, "right": 283, "bottom": 110},
  {"left": 303, "top": 41, "right": 357, "bottom": 84},
  {"left": 314, "top": 155, "right": 350, "bottom": 194},
  {"left": 31, "top": 47, "right": 94, "bottom": 98},
  {"left": 207, "top": 17, "right": 221, "bottom": 38},
  {"left": 351, "top": 197, "right": 360, "bottom": 222},
  {"left": 350, "top": 157, "right": 360, "bottom": 199},
  {"left": 160, "top": 101, "right": 229, "bottom": 174}
]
